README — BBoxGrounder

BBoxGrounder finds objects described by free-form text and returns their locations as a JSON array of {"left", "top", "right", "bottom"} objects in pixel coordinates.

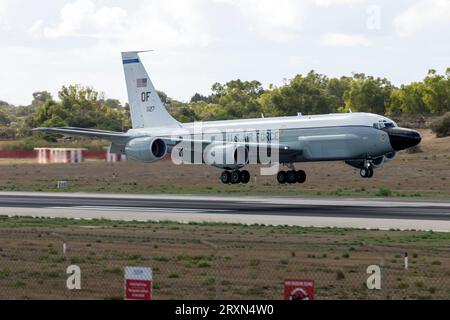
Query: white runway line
[
  {"left": 1, "top": 191, "right": 449, "bottom": 208},
  {"left": 2, "top": 207, "right": 450, "bottom": 232},
  {"left": 48, "top": 206, "right": 231, "bottom": 214}
]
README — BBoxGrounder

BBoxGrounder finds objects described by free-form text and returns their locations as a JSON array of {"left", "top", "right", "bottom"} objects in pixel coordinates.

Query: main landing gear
[
  {"left": 220, "top": 170, "right": 251, "bottom": 184},
  {"left": 277, "top": 170, "right": 307, "bottom": 184},
  {"left": 277, "top": 164, "right": 307, "bottom": 185}
]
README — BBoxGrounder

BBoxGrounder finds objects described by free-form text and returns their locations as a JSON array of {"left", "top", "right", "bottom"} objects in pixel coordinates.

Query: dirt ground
[
  {"left": 0, "top": 217, "right": 449, "bottom": 300},
  {"left": 0, "top": 130, "right": 448, "bottom": 197}
]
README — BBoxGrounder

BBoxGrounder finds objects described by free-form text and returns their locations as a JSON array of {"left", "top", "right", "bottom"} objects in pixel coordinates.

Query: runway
[{"left": 1, "top": 192, "right": 450, "bottom": 231}]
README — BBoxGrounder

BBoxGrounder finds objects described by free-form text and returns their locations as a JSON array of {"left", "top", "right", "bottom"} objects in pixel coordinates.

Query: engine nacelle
[
  {"left": 125, "top": 137, "right": 167, "bottom": 163},
  {"left": 371, "top": 156, "right": 385, "bottom": 168},
  {"left": 384, "top": 152, "right": 397, "bottom": 162},
  {"left": 345, "top": 160, "right": 365, "bottom": 169},
  {"left": 204, "top": 144, "right": 249, "bottom": 170}
]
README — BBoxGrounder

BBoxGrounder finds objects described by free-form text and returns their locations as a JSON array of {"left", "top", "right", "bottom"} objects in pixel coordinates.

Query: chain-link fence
[{"left": 0, "top": 218, "right": 449, "bottom": 300}]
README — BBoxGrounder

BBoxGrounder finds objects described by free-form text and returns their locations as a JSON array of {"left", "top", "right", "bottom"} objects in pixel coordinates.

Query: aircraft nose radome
[{"left": 384, "top": 128, "right": 422, "bottom": 151}]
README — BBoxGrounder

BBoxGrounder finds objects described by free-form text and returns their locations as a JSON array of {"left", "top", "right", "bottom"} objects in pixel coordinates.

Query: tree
[
  {"left": 209, "top": 79, "right": 264, "bottom": 119},
  {"left": 32, "top": 91, "right": 53, "bottom": 107},
  {"left": 388, "top": 83, "right": 428, "bottom": 115},
  {"left": 0, "top": 109, "right": 10, "bottom": 126},
  {"left": 259, "top": 71, "right": 339, "bottom": 117},
  {"left": 31, "top": 85, "right": 127, "bottom": 140},
  {"left": 422, "top": 69, "right": 450, "bottom": 114},
  {"left": 343, "top": 75, "right": 394, "bottom": 114},
  {"left": 190, "top": 93, "right": 212, "bottom": 103}
]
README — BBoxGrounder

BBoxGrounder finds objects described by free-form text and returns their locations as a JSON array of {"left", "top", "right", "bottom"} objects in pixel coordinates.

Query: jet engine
[
  {"left": 204, "top": 143, "right": 249, "bottom": 170},
  {"left": 384, "top": 152, "right": 397, "bottom": 162},
  {"left": 371, "top": 156, "right": 385, "bottom": 168},
  {"left": 125, "top": 137, "right": 167, "bottom": 163},
  {"left": 345, "top": 160, "right": 366, "bottom": 169}
]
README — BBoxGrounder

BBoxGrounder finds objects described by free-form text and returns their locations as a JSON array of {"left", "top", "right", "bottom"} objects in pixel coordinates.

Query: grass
[
  {"left": 376, "top": 187, "right": 393, "bottom": 197},
  {"left": 0, "top": 268, "right": 10, "bottom": 279},
  {"left": 1, "top": 216, "right": 450, "bottom": 299}
]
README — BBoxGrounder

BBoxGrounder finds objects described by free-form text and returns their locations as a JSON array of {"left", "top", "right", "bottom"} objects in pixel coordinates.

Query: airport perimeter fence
[{"left": 0, "top": 225, "right": 449, "bottom": 300}]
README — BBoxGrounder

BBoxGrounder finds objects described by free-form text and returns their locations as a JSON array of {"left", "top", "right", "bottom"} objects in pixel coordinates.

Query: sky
[{"left": 0, "top": 0, "right": 449, "bottom": 106}]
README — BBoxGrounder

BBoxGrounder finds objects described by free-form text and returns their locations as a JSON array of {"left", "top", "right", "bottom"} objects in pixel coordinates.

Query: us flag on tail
[{"left": 137, "top": 78, "right": 148, "bottom": 88}]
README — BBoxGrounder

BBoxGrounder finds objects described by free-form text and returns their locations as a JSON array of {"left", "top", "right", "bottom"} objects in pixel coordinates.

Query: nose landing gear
[
  {"left": 360, "top": 160, "right": 374, "bottom": 179},
  {"left": 360, "top": 167, "right": 374, "bottom": 178}
]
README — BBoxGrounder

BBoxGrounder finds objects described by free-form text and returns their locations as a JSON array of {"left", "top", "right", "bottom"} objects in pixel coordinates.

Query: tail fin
[{"left": 122, "top": 51, "right": 180, "bottom": 129}]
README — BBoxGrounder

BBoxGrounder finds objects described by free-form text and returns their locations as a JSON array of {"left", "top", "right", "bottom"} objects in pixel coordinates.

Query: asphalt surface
[{"left": 0, "top": 192, "right": 450, "bottom": 221}]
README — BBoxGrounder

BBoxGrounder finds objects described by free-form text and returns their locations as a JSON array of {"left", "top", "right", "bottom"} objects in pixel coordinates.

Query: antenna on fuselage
[{"left": 349, "top": 108, "right": 353, "bottom": 113}]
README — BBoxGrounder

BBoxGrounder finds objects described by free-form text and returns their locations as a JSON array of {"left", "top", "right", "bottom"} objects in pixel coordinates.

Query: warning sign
[
  {"left": 124, "top": 267, "right": 153, "bottom": 300},
  {"left": 284, "top": 279, "right": 315, "bottom": 300}
]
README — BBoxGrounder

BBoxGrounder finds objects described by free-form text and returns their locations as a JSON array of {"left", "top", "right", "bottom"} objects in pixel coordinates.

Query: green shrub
[
  {"left": 405, "top": 145, "right": 423, "bottom": 154},
  {"left": 431, "top": 112, "right": 450, "bottom": 137},
  {"left": 249, "top": 259, "right": 260, "bottom": 267},
  {"left": 197, "top": 261, "right": 212, "bottom": 268},
  {"left": 376, "top": 187, "right": 392, "bottom": 197},
  {"left": 336, "top": 271, "right": 345, "bottom": 280},
  {"left": 398, "top": 283, "right": 409, "bottom": 289}
]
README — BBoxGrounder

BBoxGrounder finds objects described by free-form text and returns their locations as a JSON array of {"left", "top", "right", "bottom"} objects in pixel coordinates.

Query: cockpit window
[{"left": 374, "top": 122, "right": 396, "bottom": 129}]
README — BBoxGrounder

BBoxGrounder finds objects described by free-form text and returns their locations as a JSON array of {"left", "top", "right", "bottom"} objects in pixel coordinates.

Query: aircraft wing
[
  {"left": 167, "top": 138, "right": 301, "bottom": 156},
  {"left": 33, "top": 128, "right": 303, "bottom": 157},
  {"left": 32, "top": 127, "right": 131, "bottom": 142}
]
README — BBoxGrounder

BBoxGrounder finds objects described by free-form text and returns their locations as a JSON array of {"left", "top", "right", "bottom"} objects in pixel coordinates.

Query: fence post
[
  {"left": 379, "top": 257, "right": 388, "bottom": 300},
  {"left": 201, "top": 240, "right": 220, "bottom": 300},
  {"left": 404, "top": 252, "right": 408, "bottom": 270}
]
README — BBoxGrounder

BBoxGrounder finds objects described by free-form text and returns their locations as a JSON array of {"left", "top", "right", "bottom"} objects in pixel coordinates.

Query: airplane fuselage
[{"left": 126, "top": 112, "right": 415, "bottom": 164}]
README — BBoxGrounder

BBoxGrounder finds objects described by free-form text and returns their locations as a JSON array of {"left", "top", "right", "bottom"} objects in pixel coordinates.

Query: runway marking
[{"left": 47, "top": 206, "right": 231, "bottom": 214}]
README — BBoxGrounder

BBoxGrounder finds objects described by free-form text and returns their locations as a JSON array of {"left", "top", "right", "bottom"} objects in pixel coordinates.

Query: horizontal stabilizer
[{"left": 32, "top": 127, "right": 131, "bottom": 142}]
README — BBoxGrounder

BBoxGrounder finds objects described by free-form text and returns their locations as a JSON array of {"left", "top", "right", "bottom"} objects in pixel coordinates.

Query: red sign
[
  {"left": 125, "top": 279, "right": 152, "bottom": 300},
  {"left": 124, "top": 267, "right": 152, "bottom": 300},
  {"left": 284, "top": 279, "right": 315, "bottom": 300}
]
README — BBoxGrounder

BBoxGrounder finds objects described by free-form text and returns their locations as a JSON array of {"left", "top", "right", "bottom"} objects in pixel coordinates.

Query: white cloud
[
  {"left": 315, "top": 0, "right": 364, "bottom": 6},
  {"left": 395, "top": 0, "right": 450, "bottom": 37},
  {"left": 0, "top": 0, "right": 10, "bottom": 30},
  {"left": 28, "top": 19, "right": 44, "bottom": 35},
  {"left": 124, "top": 0, "right": 214, "bottom": 48},
  {"left": 320, "top": 33, "right": 372, "bottom": 47},
  {"left": 42, "top": 0, "right": 127, "bottom": 38},
  {"left": 1, "top": 0, "right": 449, "bottom": 106},
  {"left": 217, "top": 0, "right": 307, "bottom": 41},
  {"left": 36, "top": 0, "right": 213, "bottom": 48}
]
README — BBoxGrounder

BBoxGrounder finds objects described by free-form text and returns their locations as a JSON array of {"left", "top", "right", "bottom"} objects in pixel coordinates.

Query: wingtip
[{"left": 121, "top": 49, "right": 154, "bottom": 55}]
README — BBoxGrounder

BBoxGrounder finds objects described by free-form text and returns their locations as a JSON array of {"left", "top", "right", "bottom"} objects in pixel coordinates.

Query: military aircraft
[{"left": 34, "top": 51, "right": 422, "bottom": 185}]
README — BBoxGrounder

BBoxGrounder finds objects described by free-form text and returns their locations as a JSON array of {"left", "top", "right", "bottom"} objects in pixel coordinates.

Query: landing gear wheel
[
  {"left": 367, "top": 167, "right": 374, "bottom": 178},
  {"left": 360, "top": 167, "right": 374, "bottom": 178},
  {"left": 296, "top": 170, "right": 306, "bottom": 184},
  {"left": 220, "top": 171, "right": 231, "bottom": 184},
  {"left": 230, "top": 171, "right": 241, "bottom": 184},
  {"left": 277, "top": 171, "right": 287, "bottom": 184},
  {"left": 240, "top": 170, "right": 250, "bottom": 184},
  {"left": 360, "top": 168, "right": 369, "bottom": 178},
  {"left": 287, "top": 170, "right": 297, "bottom": 184}
]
